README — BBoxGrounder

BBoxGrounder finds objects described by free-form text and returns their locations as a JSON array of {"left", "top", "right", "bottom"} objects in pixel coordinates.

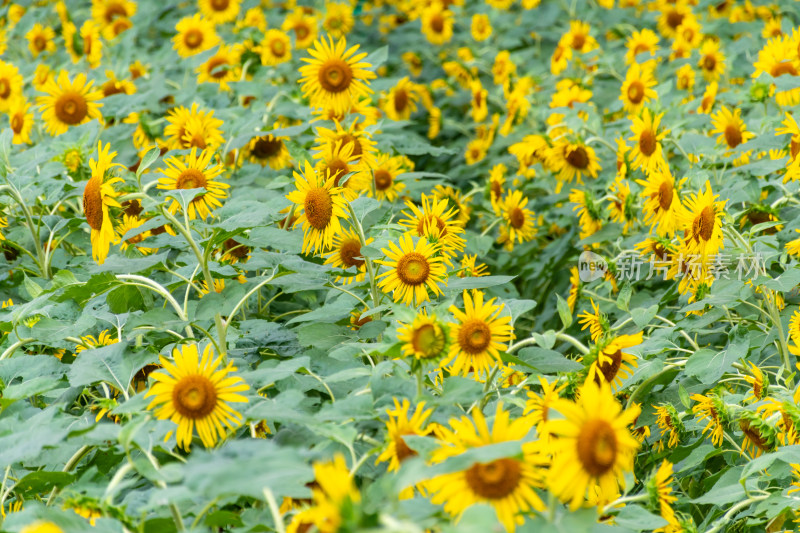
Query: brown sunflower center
[
  {"left": 791, "top": 139, "right": 800, "bottom": 160},
  {"left": 102, "top": 81, "right": 124, "bottom": 97},
  {"left": 207, "top": 57, "right": 229, "bottom": 79},
  {"left": 656, "top": 179, "right": 673, "bottom": 211},
  {"left": 339, "top": 238, "right": 364, "bottom": 268},
  {"left": 176, "top": 168, "right": 208, "bottom": 190},
  {"left": 325, "top": 159, "right": 350, "bottom": 186},
  {"left": 702, "top": 55, "right": 717, "bottom": 72},
  {"left": 113, "top": 18, "right": 132, "bottom": 36},
  {"left": 666, "top": 10, "right": 684, "bottom": 29},
  {"left": 395, "top": 435, "right": 417, "bottom": 462},
  {"left": 0, "top": 79, "right": 10, "bottom": 99},
  {"left": 104, "top": 3, "right": 128, "bottom": 22},
  {"left": 598, "top": 349, "right": 623, "bottom": 384},
  {"left": 252, "top": 137, "right": 282, "bottom": 159},
  {"left": 724, "top": 124, "right": 742, "bottom": 148},
  {"left": 373, "top": 169, "right": 393, "bottom": 190},
  {"left": 509, "top": 207, "right": 525, "bottom": 229},
  {"left": 633, "top": 43, "right": 649, "bottom": 56},
  {"left": 224, "top": 238, "right": 250, "bottom": 259},
  {"left": 739, "top": 420, "right": 771, "bottom": 452},
  {"left": 270, "top": 38, "right": 287, "bottom": 57},
  {"left": 464, "top": 458, "right": 521, "bottom": 499},
  {"left": 84, "top": 34, "right": 94, "bottom": 56},
  {"left": 318, "top": 58, "right": 353, "bottom": 93},
  {"left": 304, "top": 187, "right": 333, "bottom": 230},
  {"left": 55, "top": 92, "right": 89, "bottom": 125},
  {"left": 458, "top": 319, "right": 492, "bottom": 355},
  {"left": 412, "top": 323, "right": 445, "bottom": 357},
  {"left": 83, "top": 178, "right": 104, "bottom": 231},
  {"left": 184, "top": 29, "right": 204, "bottom": 49},
  {"left": 577, "top": 418, "right": 618, "bottom": 476},
  {"left": 394, "top": 89, "right": 409, "bottom": 114},
  {"left": 396, "top": 252, "right": 430, "bottom": 285},
  {"left": 211, "top": 0, "right": 230, "bottom": 10},
  {"left": 566, "top": 147, "right": 589, "bottom": 169},
  {"left": 10, "top": 113, "right": 23, "bottom": 134},
  {"left": 692, "top": 205, "right": 716, "bottom": 242},
  {"left": 416, "top": 214, "right": 446, "bottom": 236},
  {"left": 627, "top": 81, "right": 644, "bottom": 104},
  {"left": 430, "top": 14, "right": 445, "bottom": 33},
  {"left": 172, "top": 374, "right": 218, "bottom": 419},
  {"left": 639, "top": 128, "right": 657, "bottom": 156},
  {"left": 33, "top": 35, "right": 47, "bottom": 52},
  {"left": 571, "top": 33, "right": 586, "bottom": 50},
  {"left": 295, "top": 23, "right": 310, "bottom": 40}
]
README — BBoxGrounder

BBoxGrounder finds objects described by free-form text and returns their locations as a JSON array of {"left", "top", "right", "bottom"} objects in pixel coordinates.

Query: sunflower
[
  {"left": 376, "top": 233, "right": 446, "bottom": 306},
  {"left": 32, "top": 64, "right": 53, "bottom": 91},
  {"left": 656, "top": 3, "right": 692, "bottom": 38},
  {"left": 259, "top": 29, "right": 292, "bottom": 66},
  {"left": 691, "top": 392, "right": 727, "bottom": 446},
  {"left": 697, "top": 81, "right": 718, "bottom": 114},
  {"left": 577, "top": 299, "right": 606, "bottom": 342},
  {"left": 567, "top": 265, "right": 581, "bottom": 312},
  {"left": 0, "top": 60, "right": 24, "bottom": 113},
  {"left": 455, "top": 255, "right": 487, "bottom": 278},
  {"left": 197, "top": 278, "right": 225, "bottom": 298},
  {"left": 37, "top": 71, "right": 103, "bottom": 136},
  {"left": 563, "top": 20, "right": 598, "bottom": 53},
  {"left": 198, "top": 0, "right": 240, "bottom": 24},
  {"left": 158, "top": 148, "right": 229, "bottom": 221},
  {"left": 443, "top": 289, "right": 514, "bottom": 379},
  {"left": 369, "top": 152, "right": 406, "bottom": 202},
  {"left": 314, "top": 119, "right": 378, "bottom": 169},
  {"left": 282, "top": 8, "right": 318, "bottom": 49},
  {"left": 497, "top": 190, "right": 536, "bottom": 252},
  {"left": 323, "top": 2, "right": 354, "bottom": 38},
  {"left": 493, "top": 50, "right": 517, "bottom": 85},
  {"left": 173, "top": 14, "right": 219, "bottom": 58},
  {"left": 546, "top": 380, "right": 642, "bottom": 510},
  {"left": 550, "top": 44, "right": 572, "bottom": 76},
  {"left": 569, "top": 189, "right": 603, "bottom": 241},
  {"left": 469, "top": 78, "right": 489, "bottom": 122},
  {"left": 75, "top": 329, "right": 119, "bottom": 353},
  {"left": 322, "top": 228, "right": 373, "bottom": 284},
  {"left": 426, "top": 404, "right": 546, "bottom": 533},
  {"left": 471, "top": 13, "right": 492, "bottom": 41},
  {"left": 647, "top": 461, "right": 678, "bottom": 527},
  {"left": 100, "top": 70, "right": 136, "bottom": 97},
  {"left": 382, "top": 77, "right": 420, "bottom": 121},
  {"left": 710, "top": 105, "right": 754, "bottom": 151},
  {"left": 163, "top": 103, "right": 225, "bottom": 150},
  {"left": 697, "top": 39, "right": 725, "bottom": 81},
  {"left": 752, "top": 35, "right": 800, "bottom": 107},
  {"left": 679, "top": 181, "right": 725, "bottom": 259},
  {"left": 19, "top": 522, "right": 62, "bottom": 533},
  {"left": 397, "top": 311, "right": 450, "bottom": 362},
  {"left": 550, "top": 80, "right": 592, "bottom": 110},
  {"left": 299, "top": 36, "right": 376, "bottom": 115},
  {"left": 625, "top": 28, "right": 659, "bottom": 64},
  {"left": 314, "top": 139, "right": 370, "bottom": 198},
  {"left": 675, "top": 64, "right": 695, "bottom": 92},
  {"left": 245, "top": 132, "right": 292, "bottom": 169},
  {"left": 398, "top": 193, "right": 466, "bottom": 263},
  {"left": 7, "top": 97, "right": 33, "bottom": 145},
  {"left": 433, "top": 184, "right": 472, "bottom": 225},
  {"left": 739, "top": 411, "right": 778, "bottom": 458},
  {"left": 287, "top": 454, "right": 361, "bottom": 533},
  {"left": 547, "top": 139, "right": 601, "bottom": 191},
  {"left": 654, "top": 403, "right": 683, "bottom": 451},
  {"left": 421, "top": 4, "right": 454, "bottom": 45},
  {"left": 92, "top": 0, "right": 136, "bottom": 36},
  {"left": 83, "top": 142, "right": 123, "bottom": 265},
  {"left": 629, "top": 109, "right": 669, "bottom": 174},
  {"left": 620, "top": 62, "right": 657, "bottom": 115},
  {"left": 743, "top": 361, "right": 768, "bottom": 403},
  {"left": 635, "top": 167, "right": 684, "bottom": 237},
  {"left": 118, "top": 214, "right": 157, "bottom": 256},
  {"left": 524, "top": 376, "right": 567, "bottom": 441},
  {"left": 586, "top": 332, "right": 642, "bottom": 390},
  {"left": 77, "top": 20, "right": 103, "bottom": 69},
  {"left": 196, "top": 44, "right": 243, "bottom": 91},
  {"left": 376, "top": 398, "right": 434, "bottom": 481},
  {"left": 146, "top": 343, "right": 248, "bottom": 449},
  {"left": 26, "top": 23, "right": 56, "bottom": 58}
]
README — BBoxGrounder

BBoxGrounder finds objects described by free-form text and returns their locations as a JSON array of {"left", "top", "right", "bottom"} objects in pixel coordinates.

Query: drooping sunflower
[
  {"left": 199, "top": 0, "right": 241, "bottom": 24},
  {"left": 620, "top": 61, "right": 657, "bottom": 115},
  {"left": 298, "top": 36, "right": 376, "bottom": 115},
  {"left": 75, "top": 329, "right": 119, "bottom": 353},
  {"left": 443, "top": 289, "right": 514, "bottom": 379},
  {"left": 690, "top": 392, "right": 727, "bottom": 447},
  {"left": 628, "top": 109, "right": 669, "bottom": 174},
  {"left": 569, "top": 189, "right": 603, "bottom": 241},
  {"left": 245, "top": 132, "right": 292, "bottom": 169},
  {"left": 697, "top": 39, "right": 725, "bottom": 81},
  {"left": 654, "top": 403, "right": 683, "bottom": 451},
  {"left": 497, "top": 190, "right": 536, "bottom": 252},
  {"left": 625, "top": 28, "right": 659, "bottom": 64},
  {"left": 145, "top": 343, "right": 249, "bottom": 450},
  {"left": 421, "top": 3, "right": 454, "bottom": 45},
  {"left": 26, "top": 23, "right": 57, "bottom": 58},
  {"left": 7, "top": 97, "right": 33, "bottom": 145},
  {"left": 37, "top": 71, "right": 103, "bottom": 136},
  {"left": 158, "top": 148, "right": 229, "bottom": 221},
  {"left": 173, "top": 14, "right": 219, "bottom": 58},
  {"left": 739, "top": 411, "right": 778, "bottom": 458},
  {"left": 196, "top": 44, "right": 243, "bottom": 91},
  {"left": 323, "top": 2, "right": 354, "bottom": 38},
  {"left": 546, "top": 380, "right": 642, "bottom": 510},
  {"left": 369, "top": 152, "right": 406, "bottom": 202},
  {"left": 679, "top": 181, "right": 726, "bottom": 259},
  {"left": 398, "top": 193, "right": 466, "bottom": 264},
  {"left": 426, "top": 404, "right": 545, "bottom": 532},
  {"left": 547, "top": 139, "right": 601, "bottom": 190},
  {"left": 83, "top": 142, "right": 123, "bottom": 265},
  {"left": 286, "top": 160, "right": 349, "bottom": 255},
  {"left": 697, "top": 80, "right": 718, "bottom": 114},
  {"left": 259, "top": 29, "right": 292, "bottom": 66},
  {"left": 647, "top": 461, "right": 679, "bottom": 527},
  {"left": 218, "top": 238, "right": 250, "bottom": 264},
  {"left": 397, "top": 310, "right": 450, "bottom": 362},
  {"left": 710, "top": 105, "right": 754, "bottom": 151},
  {"left": 376, "top": 233, "right": 446, "bottom": 306},
  {"left": 586, "top": 332, "right": 643, "bottom": 391},
  {"left": 322, "top": 227, "right": 373, "bottom": 285},
  {"left": 282, "top": 8, "right": 318, "bottom": 49},
  {"left": 376, "top": 398, "right": 434, "bottom": 480},
  {"left": 635, "top": 167, "right": 684, "bottom": 237}
]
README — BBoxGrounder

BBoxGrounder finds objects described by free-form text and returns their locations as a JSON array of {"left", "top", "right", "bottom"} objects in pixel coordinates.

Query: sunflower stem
[
  {"left": 553, "top": 332, "right": 590, "bottom": 355},
  {"left": 0, "top": 182, "right": 49, "bottom": 279},
  {"left": 346, "top": 201, "right": 381, "bottom": 315},
  {"left": 47, "top": 445, "right": 93, "bottom": 506},
  {"left": 263, "top": 488, "right": 286, "bottom": 533}
]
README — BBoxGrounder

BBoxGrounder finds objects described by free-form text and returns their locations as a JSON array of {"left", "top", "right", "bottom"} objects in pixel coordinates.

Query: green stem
[
  {"left": 345, "top": 202, "right": 380, "bottom": 313},
  {"left": 48, "top": 445, "right": 93, "bottom": 506}
]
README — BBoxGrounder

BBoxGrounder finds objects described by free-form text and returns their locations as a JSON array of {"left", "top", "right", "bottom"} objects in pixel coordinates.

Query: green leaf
[
  {"left": 15, "top": 471, "right": 75, "bottom": 498},
  {"left": 23, "top": 274, "right": 43, "bottom": 299},
  {"left": 516, "top": 347, "right": 582, "bottom": 373},
  {"left": 685, "top": 333, "right": 748, "bottom": 384},
  {"left": 631, "top": 305, "right": 658, "bottom": 329},
  {"left": 136, "top": 145, "right": 161, "bottom": 178},
  {"left": 107, "top": 284, "right": 146, "bottom": 313},
  {"left": 68, "top": 342, "right": 155, "bottom": 392},
  {"left": 613, "top": 505, "right": 668, "bottom": 531},
  {"left": 616, "top": 282, "right": 632, "bottom": 312},
  {"left": 556, "top": 293, "right": 573, "bottom": 328}
]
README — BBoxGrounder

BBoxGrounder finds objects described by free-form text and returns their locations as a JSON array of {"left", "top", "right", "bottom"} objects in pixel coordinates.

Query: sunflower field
[{"left": 5, "top": 0, "right": 800, "bottom": 532}]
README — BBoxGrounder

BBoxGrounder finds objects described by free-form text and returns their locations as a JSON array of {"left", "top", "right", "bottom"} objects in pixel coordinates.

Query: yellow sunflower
[
  {"left": 546, "top": 380, "right": 642, "bottom": 510},
  {"left": 369, "top": 152, "right": 406, "bottom": 202},
  {"left": 421, "top": 4, "right": 454, "bottom": 45},
  {"left": 79, "top": 20, "right": 103, "bottom": 69},
  {"left": 322, "top": 227, "right": 373, "bottom": 284},
  {"left": 286, "top": 160, "right": 348, "bottom": 255},
  {"left": 19, "top": 522, "right": 62, "bottom": 533},
  {"left": 628, "top": 108, "right": 669, "bottom": 174},
  {"left": 698, "top": 39, "right": 725, "bottom": 81},
  {"left": 7, "top": 97, "right": 33, "bottom": 145},
  {"left": 100, "top": 70, "right": 136, "bottom": 97},
  {"left": 426, "top": 403, "right": 545, "bottom": 532},
  {"left": 569, "top": 189, "right": 603, "bottom": 241},
  {"left": 298, "top": 36, "right": 376, "bottom": 115},
  {"left": 635, "top": 167, "right": 684, "bottom": 237},
  {"left": 0, "top": 60, "right": 24, "bottom": 113},
  {"left": 375, "top": 233, "right": 447, "bottom": 306},
  {"left": 577, "top": 299, "right": 606, "bottom": 342},
  {"left": 145, "top": 343, "right": 249, "bottom": 449},
  {"left": 199, "top": 0, "right": 241, "bottom": 24},
  {"left": 497, "top": 190, "right": 536, "bottom": 252},
  {"left": 654, "top": 403, "right": 683, "bottom": 451},
  {"left": 163, "top": 103, "right": 225, "bottom": 150},
  {"left": 245, "top": 132, "right": 292, "bottom": 169},
  {"left": 458, "top": 254, "right": 489, "bottom": 278},
  {"left": 375, "top": 398, "right": 434, "bottom": 494},
  {"left": 752, "top": 35, "right": 800, "bottom": 107},
  {"left": 524, "top": 375, "right": 568, "bottom": 441},
  {"left": 26, "top": 23, "right": 57, "bottom": 58},
  {"left": 625, "top": 28, "right": 659, "bottom": 64},
  {"left": 586, "top": 332, "right": 643, "bottom": 391},
  {"left": 547, "top": 139, "right": 601, "bottom": 190},
  {"left": 173, "top": 14, "right": 219, "bottom": 58},
  {"left": 91, "top": 0, "right": 137, "bottom": 38},
  {"left": 287, "top": 454, "right": 360, "bottom": 533},
  {"left": 323, "top": 2, "right": 354, "bottom": 38},
  {"left": 679, "top": 181, "right": 725, "bottom": 259},
  {"left": 563, "top": 20, "right": 598, "bottom": 53},
  {"left": 697, "top": 81, "right": 718, "bottom": 114},
  {"left": 398, "top": 193, "right": 466, "bottom": 264},
  {"left": 314, "top": 139, "right": 370, "bottom": 198},
  {"left": 37, "top": 71, "right": 103, "bottom": 136},
  {"left": 382, "top": 77, "right": 421, "bottom": 121},
  {"left": 75, "top": 329, "right": 119, "bottom": 353},
  {"left": 676, "top": 64, "right": 695, "bottom": 92},
  {"left": 158, "top": 148, "right": 229, "bottom": 221},
  {"left": 620, "top": 61, "right": 657, "bottom": 115},
  {"left": 710, "top": 105, "right": 754, "bottom": 151},
  {"left": 443, "top": 289, "right": 514, "bottom": 379},
  {"left": 196, "top": 44, "right": 243, "bottom": 91},
  {"left": 690, "top": 392, "right": 727, "bottom": 446},
  {"left": 259, "top": 29, "right": 292, "bottom": 66},
  {"left": 83, "top": 142, "right": 123, "bottom": 265},
  {"left": 118, "top": 214, "right": 157, "bottom": 256},
  {"left": 471, "top": 13, "right": 492, "bottom": 41},
  {"left": 314, "top": 119, "right": 378, "bottom": 168},
  {"left": 397, "top": 310, "right": 450, "bottom": 361},
  {"left": 282, "top": 8, "right": 318, "bottom": 49}
]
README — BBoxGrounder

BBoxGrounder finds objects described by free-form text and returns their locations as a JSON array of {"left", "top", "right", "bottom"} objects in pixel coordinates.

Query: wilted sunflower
[
  {"left": 298, "top": 36, "right": 376, "bottom": 115},
  {"left": 620, "top": 62, "right": 657, "bottom": 115},
  {"left": 628, "top": 109, "right": 669, "bottom": 174},
  {"left": 199, "top": 0, "right": 241, "bottom": 24},
  {"left": 710, "top": 105, "right": 754, "bottom": 151},
  {"left": 443, "top": 289, "right": 514, "bottom": 379},
  {"left": 26, "top": 23, "right": 56, "bottom": 58},
  {"left": 369, "top": 152, "right": 406, "bottom": 202},
  {"left": 376, "top": 233, "right": 446, "bottom": 306},
  {"left": 286, "top": 160, "right": 348, "bottom": 255},
  {"left": 173, "top": 14, "right": 219, "bottom": 58},
  {"left": 258, "top": 29, "right": 292, "bottom": 66},
  {"left": 245, "top": 132, "right": 292, "bottom": 169},
  {"left": 83, "top": 142, "right": 123, "bottom": 265},
  {"left": 37, "top": 71, "right": 104, "bottom": 136},
  {"left": 322, "top": 227, "right": 372, "bottom": 284},
  {"left": 196, "top": 44, "right": 243, "bottom": 91},
  {"left": 586, "top": 332, "right": 643, "bottom": 391},
  {"left": 421, "top": 4, "right": 454, "bottom": 45},
  {"left": 635, "top": 166, "right": 684, "bottom": 237},
  {"left": 158, "top": 148, "right": 228, "bottom": 221},
  {"left": 679, "top": 181, "right": 725, "bottom": 260},
  {"left": 546, "top": 380, "right": 642, "bottom": 510},
  {"left": 7, "top": 97, "right": 33, "bottom": 145},
  {"left": 282, "top": 8, "right": 318, "bottom": 49},
  {"left": 397, "top": 310, "right": 450, "bottom": 361},
  {"left": 75, "top": 329, "right": 119, "bottom": 353},
  {"left": 497, "top": 190, "right": 536, "bottom": 252},
  {"left": 427, "top": 404, "right": 546, "bottom": 532},
  {"left": 145, "top": 343, "right": 249, "bottom": 449}
]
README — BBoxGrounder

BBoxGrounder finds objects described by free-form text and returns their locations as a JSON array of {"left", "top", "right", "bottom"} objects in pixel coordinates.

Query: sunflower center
[
  {"left": 692, "top": 205, "right": 716, "bottom": 242},
  {"left": 83, "top": 178, "right": 104, "bottom": 231},
  {"left": 338, "top": 134, "right": 362, "bottom": 157},
  {"left": 458, "top": 319, "right": 492, "bottom": 355},
  {"left": 394, "top": 435, "right": 417, "bottom": 462},
  {"left": 577, "top": 418, "right": 618, "bottom": 476},
  {"left": 211, "top": 0, "right": 230, "bottom": 10},
  {"left": 373, "top": 169, "right": 393, "bottom": 191},
  {"left": 172, "top": 374, "right": 218, "bottom": 419},
  {"left": 318, "top": 58, "right": 353, "bottom": 93},
  {"left": 295, "top": 23, "right": 310, "bottom": 40},
  {"left": 207, "top": 57, "right": 229, "bottom": 79},
  {"left": 571, "top": 33, "right": 586, "bottom": 50},
  {"left": 509, "top": 207, "right": 525, "bottom": 229},
  {"left": 0, "top": 79, "right": 10, "bottom": 99},
  {"left": 10, "top": 113, "right": 23, "bottom": 134},
  {"left": 184, "top": 29, "right": 204, "bottom": 49},
  {"left": 339, "top": 238, "right": 364, "bottom": 268},
  {"left": 304, "top": 187, "right": 333, "bottom": 230},
  {"left": 176, "top": 168, "right": 208, "bottom": 190},
  {"left": 85, "top": 34, "right": 93, "bottom": 55},
  {"left": 55, "top": 92, "right": 89, "bottom": 125},
  {"left": 639, "top": 128, "right": 657, "bottom": 156},
  {"left": 633, "top": 43, "right": 649, "bottom": 56},
  {"left": 724, "top": 124, "right": 742, "bottom": 148},
  {"left": 252, "top": 137, "right": 283, "bottom": 159},
  {"left": 656, "top": 180, "right": 673, "bottom": 211},
  {"left": 739, "top": 420, "right": 771, "bottom": 452},
  {"left": 224, "top": 238, "right": 250, "bottom": 259},
  {"left": 416, "top": 214, "right": 446, "bottom": 236},
  {"left": 702, "top": 55, "right": 716, "bottom": 72},
  {"left": 33, "top": 35, "right": 47, "bottom": 52},
  {"left": 627, "top": 81, "right": 644, "bottom": 104},
  {"left": 771, "top": 62, "right": 798, "bottom": 78},
  {"left": 430, "top": 14, "right": 445, "bottom": 33},
  {"left": 598, "top": 349, "right": 623, "bottom": 384},
  {"left": 412, "top": 323, "right": 446, "bottom": 357},
  {"left": 396, "top": 252, "right": 430, "bottom": 285},
  {"left": 325, "top": 159, "right": 350, "bottom": 186},
  {"left": 666, "top": 10, "right": 684, "bottom": 29},
  {"left": 104, "top": 3, "right": 128, "bottom": 22},
  {"left": 465, "top": 458, "right": 521, "bottom": 499},
  {"left": 791, "top": 139, "right": 800, "bottom": 160},
  {"left": 566, "top": 147, "right": 589, "bottom": 169},
  {"left": 270, "top": 38, "right": 287, "bottom": 57}
]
